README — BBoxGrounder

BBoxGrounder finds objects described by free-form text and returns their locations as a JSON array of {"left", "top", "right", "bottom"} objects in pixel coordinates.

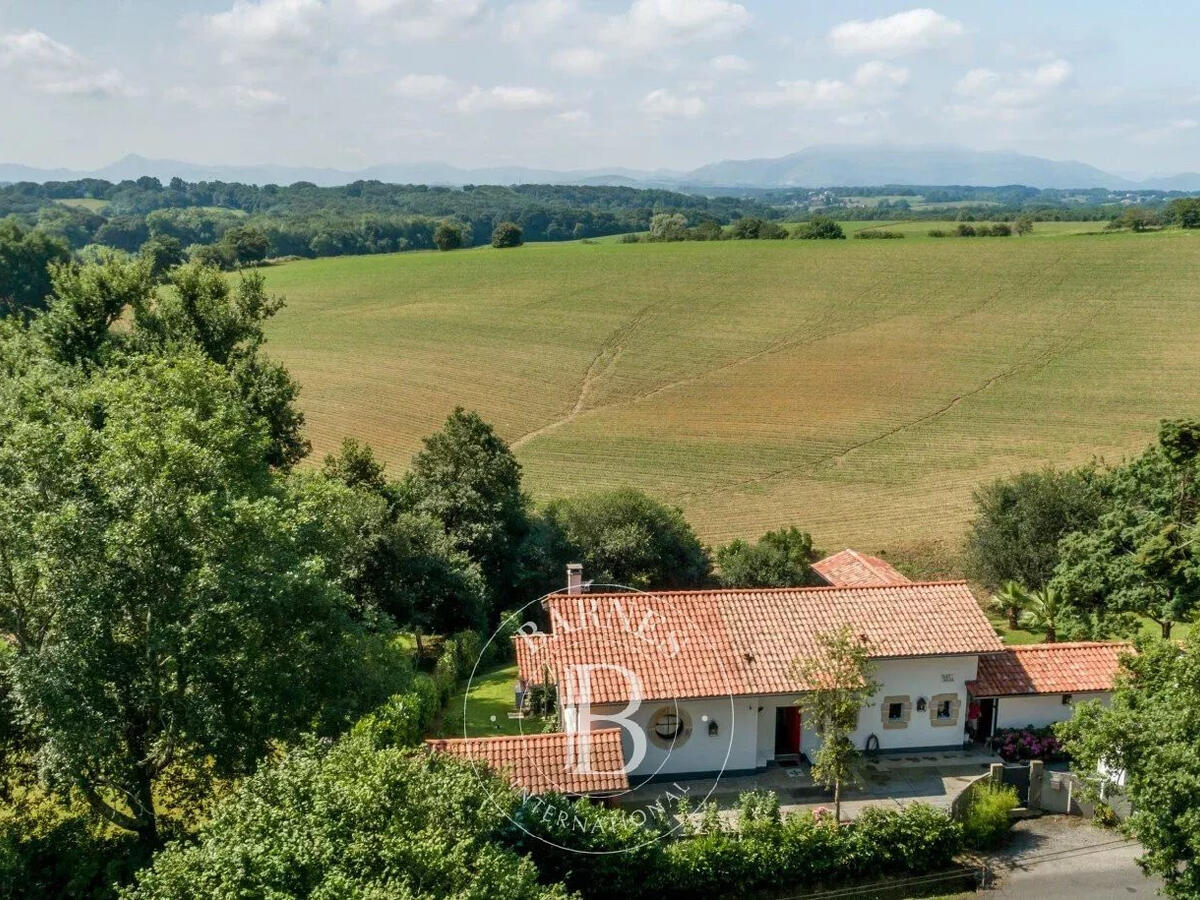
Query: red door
[{"left": 774, "top": 707, "right": 803, "bottom": 757}]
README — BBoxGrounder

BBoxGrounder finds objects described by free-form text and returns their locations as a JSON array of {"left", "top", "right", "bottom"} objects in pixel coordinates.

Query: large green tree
[
  {"left": 1054, "top": 421, "right": 1200, "bottom": 639},
  {"left": 124, "top": 736, "right": 569, "bottom": 899},
  {"left": 0, "top": 346, "right": 371, "bottom": 848},
  {"left": 965, "top": 466, "right": 1102, "bottom": 594},
  {"left": 1057, "top": 639, "right": 1200, "bottom": 899},
  {"left": 401, "top": 408, "right": 529, "bottom": 607},
  {"left": 541, "top": 487, "right": 711, "bottom": 590},
  {"left": 322, "top": 438, "right": 488, "bottom": 635},
  {"left": 715, "top": 526, "right": 821, "bottom": 588},
  {"left": 0, "top": 219, "right": 71, "bottom": 318}
]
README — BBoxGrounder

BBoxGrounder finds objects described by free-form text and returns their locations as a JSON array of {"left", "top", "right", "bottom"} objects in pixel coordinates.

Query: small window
[
  {"left": 888, "top": 702, "right": 905, "bottom": 720},
  {"left": 654, "top": 712, "right": 683, "bottom": 741},
  {"left": 936, "top": 700, "right": 953, "bottom": 720},
  {"left": 1061, "top": 693, "right": 1073, "bottom": 706}
]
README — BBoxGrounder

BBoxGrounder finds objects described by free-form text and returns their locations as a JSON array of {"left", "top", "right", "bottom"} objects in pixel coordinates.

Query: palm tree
[
  {"left": 1018, "top": 585, "right": 1069, "bottom": 643},
  {"left": 988, "top": 581, "right": 1031, "bottom": 631}
]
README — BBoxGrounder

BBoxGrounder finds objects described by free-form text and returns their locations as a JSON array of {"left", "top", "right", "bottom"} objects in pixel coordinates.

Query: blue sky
[{"left": 1, "top": 1, "right": 1197, "bottom": 175}]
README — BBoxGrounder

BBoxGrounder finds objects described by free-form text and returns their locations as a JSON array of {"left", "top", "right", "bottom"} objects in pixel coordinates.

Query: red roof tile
[
  {"left": 967, "top": 642, "right": 1130, "bottom": 697},
  {"left": 426, "top": 729, "right": 628, "bottom": 796},
  {"left": 517, "top": 582, "right": 1003, "bottom": 705},
  {"left": 812, "top": 549, "right": 911, "bottom": 587}
]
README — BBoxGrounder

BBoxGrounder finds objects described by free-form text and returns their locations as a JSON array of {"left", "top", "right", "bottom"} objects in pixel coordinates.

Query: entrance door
[
  {"left": 977, "top": 698, "right": 996, "bottom": 741},
  {"left": 774, "top": 707, "right": 802, "bottom": 758}
]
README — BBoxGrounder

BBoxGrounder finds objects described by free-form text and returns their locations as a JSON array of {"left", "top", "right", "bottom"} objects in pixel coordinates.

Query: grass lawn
[
  {"left": 437, "top": 662, "right": 526, "bottom": 738},
  {"left": 260, "top": 225, "right": 1200, "bottom": 555},
  {"left": 990, "top": 614, "right": 1195, "bottom": 645}
]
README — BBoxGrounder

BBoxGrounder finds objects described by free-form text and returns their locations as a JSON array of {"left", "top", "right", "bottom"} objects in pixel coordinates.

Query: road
[{"left": 986, "top": 816, "right": 1162, "bottom": 898}]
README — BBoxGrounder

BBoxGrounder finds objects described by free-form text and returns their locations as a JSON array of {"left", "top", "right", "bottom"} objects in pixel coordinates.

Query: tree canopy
[
  {"left": 715, "top": 526, "right": 821, "bottom": 587},
  {"left": 1057, "top": 639, "right": 1200, "bottom": 899},
  {"left": 1054, "top": 421, "right": 1200, "bottom": 638}
]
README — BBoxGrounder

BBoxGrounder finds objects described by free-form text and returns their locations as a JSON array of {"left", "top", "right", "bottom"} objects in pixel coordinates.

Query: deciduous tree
[
  {"left": 716, "top": 526, "right": 821, "bottom": 587},
  {"left": 795, "top": 626, "right": 881, "bottom": 822}
]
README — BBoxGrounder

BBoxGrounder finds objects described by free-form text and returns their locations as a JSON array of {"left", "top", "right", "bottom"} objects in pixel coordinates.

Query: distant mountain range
[{"left": 4, "top": 145, "right": 1199, "bottom": 192}]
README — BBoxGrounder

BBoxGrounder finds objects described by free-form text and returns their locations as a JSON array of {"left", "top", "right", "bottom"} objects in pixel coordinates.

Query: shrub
[
  {"left": 961, "top": 783, "right": 1019, "bottom": 849},
  {"left": 987, "top": 223, "right": 1013, "bottom": 237},
  {"left": 350, "top": 676, "right": 440, "bottom": 748},
  {"left": 854, "top": 229, "right": 905, "bottom": 239},
  {"left": 432, "top": 638, "right": 460, "bottom": 704},
  {"left": 853, "top": 804, "right": 963, "bottom": 873},
  {"left": 618, "top": 233, "right": 641, "bottom": 243},
  {"left": 956, "top": 223, "right": 977, "bottom": 237},
  {"left": 433, "top": 220, "right": 467, "bottom": 250},
  {"left": 995, "top": 725, "right": 1067, "bottom": 762},
  {"left": 792, "top": 216, "right": 846, "bottom": 240},
  {"left": 491, "top": 221, "right": 523, "bottom": 248},
  {"left": 927, "top": 229, "right": 949, "bottom": 237}
]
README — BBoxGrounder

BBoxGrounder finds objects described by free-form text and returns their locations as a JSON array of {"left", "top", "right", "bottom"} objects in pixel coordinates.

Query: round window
[{"left": 648, "top": 706, "right": 691, "bottom": 749}]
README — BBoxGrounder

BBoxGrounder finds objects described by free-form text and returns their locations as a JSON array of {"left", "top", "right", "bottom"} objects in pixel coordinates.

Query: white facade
[
  {"left": 994, "top": 691, "right": 1109, "bottom": 730},
  {"left": 565, "top": 654, "right": 979, "bottom": 778}
]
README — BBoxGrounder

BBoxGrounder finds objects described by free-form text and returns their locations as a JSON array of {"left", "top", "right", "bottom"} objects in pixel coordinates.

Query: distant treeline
[{"left": 0, "top": 177, "right": 778, "bottom": 259}]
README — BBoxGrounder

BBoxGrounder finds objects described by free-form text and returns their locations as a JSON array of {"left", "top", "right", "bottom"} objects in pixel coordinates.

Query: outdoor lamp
[
  {"left": 708, "top": 720, "right": 719, "bottom": 736},
  {"left": 916, "top": 697, "right": 927, "bottom": 712}
]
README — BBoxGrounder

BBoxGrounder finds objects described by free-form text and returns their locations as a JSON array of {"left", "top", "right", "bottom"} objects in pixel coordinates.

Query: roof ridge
[
  {"left": 552, "top": 580, "right": 968, "bottom": 600},
  {"left": 1002, "top": 641, "right": 1133, "bottom": 652},
  {"left": 427, "top": 728, "right": 621, "bottom": 746}
]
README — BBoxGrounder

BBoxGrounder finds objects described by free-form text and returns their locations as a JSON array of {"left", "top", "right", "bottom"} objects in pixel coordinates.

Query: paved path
[{"left": 986, "top": 816, "right": 1162, "bottom": 898}]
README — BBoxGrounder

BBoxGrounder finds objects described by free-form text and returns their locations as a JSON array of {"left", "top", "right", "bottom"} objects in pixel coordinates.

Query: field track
[{"left": 260, "top": 225, "right": 1200, "bottom": 555}]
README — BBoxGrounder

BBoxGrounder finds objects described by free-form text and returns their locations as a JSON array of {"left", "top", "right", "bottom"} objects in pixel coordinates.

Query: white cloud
[
  {"left": 604, "top": 0, "right": 748, "bottom": 49},
  {"left": 457, "top": 84, "right": 557, "bottom": 112},
  {"left": 232, "top": 85, "right": 287, "bottom": 110},
  {"left": 549, "top": 46, "right": 606, "bottom": 75},
  {"left": 198, "top": 0, "right": 484, "bottom": 60},
  {"left": 555, "top": 108, "right": 592, "bottom": 126},
  {"left": 0, "top": 30, "right": 136, "bottom": 98},
  {"left": 748, "top": 61, "right": 908, "bottom": 110},
  {"left": 711, "top": 54, "right": 748, "bottom": 73},
  {"left": 393, "top": 73, "right": 456, "bottom": 97},
  {"left": 501, "top": 0, "right": 576, "bottom": 40},
  {"left": 640, "top": 88, "right": 706, "bottom": 118},
  {"left": 202, "top": 0, "right": 326, "bottom": 56},
  {"left": 828, "top": 8, "right": 964, "bottom": 57},
  {"left": 951, "top": 58, "right": 1071, "bottom": 115}
]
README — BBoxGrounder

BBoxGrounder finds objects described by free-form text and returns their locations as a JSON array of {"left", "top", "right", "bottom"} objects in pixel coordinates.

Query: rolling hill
[{"left": 256, "top": 224, "right": 1200, "bottom": 559}]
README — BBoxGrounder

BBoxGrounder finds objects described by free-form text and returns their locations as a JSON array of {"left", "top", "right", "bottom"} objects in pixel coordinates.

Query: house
[
  {"left": 966, "top": 641, "right": 1128, "bottom": 738},
  {"left": 515, "top": 571, "right": 1005, "bottom": 780},
  {"left": 426, "top": 729, "right": 629, "bottom": 797},
  {"left": 811, "top": 549, "right": 910, "bottom": 587}
]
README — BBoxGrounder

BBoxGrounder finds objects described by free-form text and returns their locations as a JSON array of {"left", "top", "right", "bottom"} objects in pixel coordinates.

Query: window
[
  {"left": 929, "top": 693, "right": 959, "bottom": 727},
  {"left": 881, "top": 695, "right": 910, "bottom": 729},
  {"left": 654, "top": 712, "right": 683, "bottom": 741},
  {"left": 648, "top": 706, "right": 691, "bottom": 748}
]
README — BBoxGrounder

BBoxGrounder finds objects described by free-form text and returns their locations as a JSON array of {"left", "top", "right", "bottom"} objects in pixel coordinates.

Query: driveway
[{"left": 985, "top": 816, "right": 1162, "bottom": 898}]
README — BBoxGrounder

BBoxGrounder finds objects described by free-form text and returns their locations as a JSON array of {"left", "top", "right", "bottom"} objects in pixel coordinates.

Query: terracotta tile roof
[
  {"left": 426, "top": 729, "right": 628, "bottom": 796},
  {"left": 517, "top": 582, "right": 1003, "bottom": 705},
  {"left": 811, "top": 549, "right": 911, "bottom": 587},
  {"left": 967, "top": 642, "right": 1130, "bottom": 697}
]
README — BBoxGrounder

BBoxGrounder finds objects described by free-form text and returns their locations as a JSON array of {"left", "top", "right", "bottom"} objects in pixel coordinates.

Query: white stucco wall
[
  {"left": 994, "top": 691, "right": 1109, "bottom": 730},
  {"left": 564, "top": 654, "right": 981, "bottom": 778}
]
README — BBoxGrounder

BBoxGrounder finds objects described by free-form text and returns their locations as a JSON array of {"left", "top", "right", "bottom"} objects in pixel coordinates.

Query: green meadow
[{"left": 259, "top": 224, "right": 1200, "bottom": 558}]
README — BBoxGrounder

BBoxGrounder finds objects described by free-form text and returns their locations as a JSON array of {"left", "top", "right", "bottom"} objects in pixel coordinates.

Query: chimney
[{"left": 566, "top": 563, "right": 583, "bottom": 594}]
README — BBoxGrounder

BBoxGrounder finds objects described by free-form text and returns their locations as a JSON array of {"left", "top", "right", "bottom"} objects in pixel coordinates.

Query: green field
[
  {"left": 57, "top": 197, "right": 110, "bottom": 212},
  {"left": 260, "top": 225, "right": 1200, "bottom": 556}
]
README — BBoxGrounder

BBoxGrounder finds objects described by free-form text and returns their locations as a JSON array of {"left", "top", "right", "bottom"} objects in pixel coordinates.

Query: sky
[{"left": 0, "top": 1, "right": 1198, "bottom": 176}]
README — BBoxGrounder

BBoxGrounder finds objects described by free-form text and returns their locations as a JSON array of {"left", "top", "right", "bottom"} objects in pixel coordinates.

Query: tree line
[{"left": 0, "top": 177, "right": 779, "bottom": 262}]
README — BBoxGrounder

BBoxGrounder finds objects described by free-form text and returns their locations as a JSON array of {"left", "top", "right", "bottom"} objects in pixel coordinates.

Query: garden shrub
[
  {"left": 995, "top": 725, "right": 1067, "bottom": 762},
  {"left": 961, "top": 783, "right": 1019, "bottom": 849},
  {"left": 452, "top": 629, "right": 484, "bottom": 675},
  {"left": 433, "top": 638, "right": 460, "bottom": 704},
  {"left": 351, "top": 674, "right": 440, "bottom": 748}
]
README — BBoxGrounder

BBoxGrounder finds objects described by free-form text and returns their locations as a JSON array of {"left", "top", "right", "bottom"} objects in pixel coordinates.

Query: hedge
[{"left": 509, "top": 792, "right": 964, "bottom": 899}]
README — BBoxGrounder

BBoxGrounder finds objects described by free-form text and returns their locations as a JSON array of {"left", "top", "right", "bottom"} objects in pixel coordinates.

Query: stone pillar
[
  {"left": 989, "top": 762, "right": 1004, "bottom": 785},
  {"left": 1028, "top": 759, "right": 1044, "bottom": 809}
]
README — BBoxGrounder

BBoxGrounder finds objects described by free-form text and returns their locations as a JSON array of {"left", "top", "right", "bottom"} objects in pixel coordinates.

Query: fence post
[
  {"left": 989, "top": 762, "right": 1004, "bottom": 786},
  {"left": 1028, "top": 759, "right": 1044, "bottom": 809}
]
